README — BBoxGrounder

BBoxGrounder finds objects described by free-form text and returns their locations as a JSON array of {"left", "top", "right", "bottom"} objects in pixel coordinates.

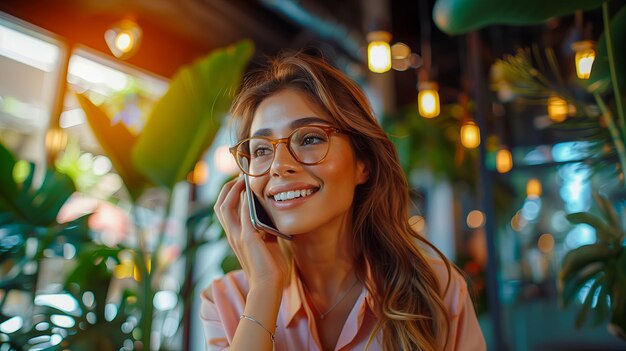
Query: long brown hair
[{"left": 230, "top": 52, "right": 451, "bottom": 350}]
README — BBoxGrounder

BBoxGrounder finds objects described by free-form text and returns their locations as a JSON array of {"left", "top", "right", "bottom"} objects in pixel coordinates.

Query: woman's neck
[{"left": 289, "top": 217, "right": 357, "bottom": 297}]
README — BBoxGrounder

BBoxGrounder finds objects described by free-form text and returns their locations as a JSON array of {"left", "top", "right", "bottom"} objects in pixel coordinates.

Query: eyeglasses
[{"left": 229, "top": 125, "right": 344, "bottom": 177}]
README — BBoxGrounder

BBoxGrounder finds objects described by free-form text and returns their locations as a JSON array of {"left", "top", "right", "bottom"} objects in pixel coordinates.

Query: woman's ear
[{"left": 356, "top": 159, "right": 370, "bottom": 185}]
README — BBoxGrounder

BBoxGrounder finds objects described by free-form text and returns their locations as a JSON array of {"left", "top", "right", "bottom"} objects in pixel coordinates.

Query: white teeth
[{"left": 273, "top": 189, "right": 314, "bottom": 201}]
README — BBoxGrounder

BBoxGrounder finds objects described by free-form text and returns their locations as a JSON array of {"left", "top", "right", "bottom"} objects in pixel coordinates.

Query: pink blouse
[{"left": 200, "top": 257, "right": 487, "bottom": 350}]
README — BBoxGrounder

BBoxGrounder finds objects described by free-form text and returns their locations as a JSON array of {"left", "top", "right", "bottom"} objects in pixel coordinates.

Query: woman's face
[{"left": 248, "top": 88, "right": 368, "bottom": 235}]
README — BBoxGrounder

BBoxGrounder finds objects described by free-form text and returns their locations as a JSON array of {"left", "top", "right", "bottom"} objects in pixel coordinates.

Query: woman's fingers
[
  {"left": 214, "top": 175, "right": 247, "bottom": 252},
  {"left": 213, "top": 177, "right": 237, "bottom": 221}
]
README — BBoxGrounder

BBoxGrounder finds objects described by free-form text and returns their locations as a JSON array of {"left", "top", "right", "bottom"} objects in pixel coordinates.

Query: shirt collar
[
  {"left": 280, "top": 262, "right": 378, "bottom": 327},
  {"left": 281, "top": 266, "right": 303, "bottom": 326}
]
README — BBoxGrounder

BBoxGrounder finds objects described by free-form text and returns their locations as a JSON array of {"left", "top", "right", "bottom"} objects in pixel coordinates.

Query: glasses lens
[
  {"left": 238, "top": 137, "right": 274, "bottom": 175},
  {"left": 235, "top": 126, "right": 332, "bottom": 176},
  {"left": 290, "top": 126, "right": 331, "bottom": 164}
]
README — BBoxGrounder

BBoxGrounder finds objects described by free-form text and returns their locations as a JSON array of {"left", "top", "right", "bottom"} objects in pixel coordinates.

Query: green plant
[
  {"left": 1, "top": 39, "right": 253, "bottom": 350},
  {"left": 382, "top": 102, "right": 478, "bottom": 184},
  {"left": 434, "top": 0, "right": 626, "bottom": 178},
  {"left": 0, "top": 142, "right": 133, "bottom": 350},
  {"left": 432, "top": 0, "right": 626, "bottom": 339},
  {"left": 73, "top": 39, "right": 253, "bottom": 350},
  {"left": 558, "top": 193, "right": 626, "bottom": 338}
]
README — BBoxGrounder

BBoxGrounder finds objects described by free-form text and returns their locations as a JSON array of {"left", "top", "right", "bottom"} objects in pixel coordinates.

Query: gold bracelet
[{"left": 239, "top": 314, "right": 276, "bottom": 343}]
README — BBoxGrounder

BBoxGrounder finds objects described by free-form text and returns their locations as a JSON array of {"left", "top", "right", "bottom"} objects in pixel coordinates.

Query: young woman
[{"left": 200, "top": 53, "right": 486, "bottom": 351}]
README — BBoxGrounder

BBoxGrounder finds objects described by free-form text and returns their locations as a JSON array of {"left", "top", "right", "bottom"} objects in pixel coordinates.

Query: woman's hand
[{"left": 214, "top": 174, "right": 288, "bottom": 291}]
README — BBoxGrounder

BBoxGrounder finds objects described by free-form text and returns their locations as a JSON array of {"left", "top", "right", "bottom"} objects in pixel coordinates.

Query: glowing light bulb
[
  {"left": 418, "top": 81, "right": 440, "bottom": 118},
  {"left": 115, "top": 32, "right": 133, "bottom": 53},
  {"left": 367, "top": 31, "right": 392, "bottom": 73},
  {"left": 547, "top": 95, "right": 568, "bottom": 122},
  {"left": 572, "top": 40, "right": 596, "bottom": 80},
  {"left": 104, "top": 19, "right": 142, "bottom": 60},
  {"left": 496, "top": 147, "right": 513, "bottom": 173},
  {"left": 460, "top": 120, "right": 480, "bottom": 149}
]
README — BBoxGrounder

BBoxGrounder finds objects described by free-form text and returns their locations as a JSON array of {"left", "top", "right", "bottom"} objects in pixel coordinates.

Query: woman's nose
[{"left": 269, "top": 142, "right": 299, "bottom": 176}]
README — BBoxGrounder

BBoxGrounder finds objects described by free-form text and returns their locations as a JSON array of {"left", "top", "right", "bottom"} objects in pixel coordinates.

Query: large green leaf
[
  {"left": 593, "top": 192, "right": 622, "bottom": 231},
  {"left": 610, "top": 250, "right": 626, "bottom": 334},
  {"left": 132, "top": 40, "right": 254, "bottom": 189},
  {"left": 576, "top": 275, "right": 605, "bottom": 328},
  {"left": 433, "top": 0, "right": 605, "bottom": 35},
  {"left": 559, "top": 243, "right": 615, "bottom": 283},
  {"left": 587, "top": 5, "right": 626, "bottom": 94},
  {"left": 0, "top": 143, "right": 75, "bottom": 226},
  {"left": 0, "top": 143, "right": 18, "bottom": 208},
  {"left": 560, "top": 263, "right": 603, "bottom": 308},
  {"left": 75, "top": 94, "right": 147, "bottom": 200}
]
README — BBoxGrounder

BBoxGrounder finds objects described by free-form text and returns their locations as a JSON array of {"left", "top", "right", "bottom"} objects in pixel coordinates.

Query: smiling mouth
[{"left": 272, "top": 188, "right": 317, "bottom": 201}]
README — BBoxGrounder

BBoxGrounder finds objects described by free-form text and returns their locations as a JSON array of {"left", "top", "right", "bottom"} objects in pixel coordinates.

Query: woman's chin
[{"left": 275, "top": 221, "right": 315, "bottom": 236}]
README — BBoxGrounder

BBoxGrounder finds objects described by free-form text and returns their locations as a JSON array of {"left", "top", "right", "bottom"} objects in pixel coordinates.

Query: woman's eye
[
  {"left": 252, "top": 146, "right": 273, "bottom": 158},
  {"left": 301, "top": 134, "right": 327, "bottom": 145}
]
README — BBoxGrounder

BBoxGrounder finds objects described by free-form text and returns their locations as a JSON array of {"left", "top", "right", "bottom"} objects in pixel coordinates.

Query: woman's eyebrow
[
  {"left": 251, "top": 116, "right": 331, "bottom": 137},
  {"left": 290, "top": 116, "right": 330, "bottom": 129}
]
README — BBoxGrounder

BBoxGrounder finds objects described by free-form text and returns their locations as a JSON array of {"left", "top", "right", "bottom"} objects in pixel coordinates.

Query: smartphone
[{"left": 243, "top": 172, "right": 293, "bottom": 240}]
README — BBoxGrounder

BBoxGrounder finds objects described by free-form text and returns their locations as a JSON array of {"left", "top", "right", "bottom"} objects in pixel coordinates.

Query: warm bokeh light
[
  {"left": 215, "top": 145, "right": 239, "bottom": 174},
  {"left": 511, "top": 211, "right": 525, "bottom": 231},
  {"left": 526, "top": 178, "right": 542, "bottom": 199},
  {"left": 572, "top": 40, "right": 596, "bottom": 80},
  {"left": 418, "top": 81, "right": 440, "bottom": 118},
  {"left": 466, "top": 210, "right": 485, "bottom": 229},
  {"left": 391, "top": 42, "right": 411, "bottom": 59},
  {"left": 115, "top": 32, "right": 134, "bottom": 53},
  {"left": 547, "top": 95, "right": 568, "bottom": 122},
  {"left": 496, "top": 147, "right": 513, "bottom": 173},
  {"left": 538, "top": 233, "right": 555, "bottom": 253},
  {"left": 391, "top": 42, "right": 412, "bottom": 71},
  {"left": 367, "top": 30, "right": 392, "bottom": 73},
  {"left": 460, "top": 120, "right": 481, "bottom": 149},
  {"left": 104, "top": 19, "right": 142, "bottom": 59},
  {"left": 188, "top": 160, "right": 209, "bottom": 185},
  {"left": 45, "top": 128, "right": 68, "bottom": 155}
]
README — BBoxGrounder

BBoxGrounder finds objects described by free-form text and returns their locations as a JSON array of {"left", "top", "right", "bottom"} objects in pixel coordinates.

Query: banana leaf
[
  {"left": 75, "top": 94, "right": 147, "bottom": 200},
  {"left": 132, "top": 40, "right": 254, "bottom": 189},
  {"left": 433, "top": 0, "right": 605, "bottom": 35},
  {"left": 587, "top": 5, "right": 626, "bottom": 94}
]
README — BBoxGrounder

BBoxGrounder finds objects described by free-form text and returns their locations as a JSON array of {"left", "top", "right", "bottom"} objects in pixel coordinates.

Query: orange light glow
[
  {"left": 526, "top": 178, "right": 542, "bottom": 199},
  {"left": 496, "top": 147, "right": 513, "bottom": 173},
  {"left": 418, "top": 81, "right": 440, "bottom": 118},
  {"left": 461, "top": 120, "right": 481, "bottom": 149}
]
